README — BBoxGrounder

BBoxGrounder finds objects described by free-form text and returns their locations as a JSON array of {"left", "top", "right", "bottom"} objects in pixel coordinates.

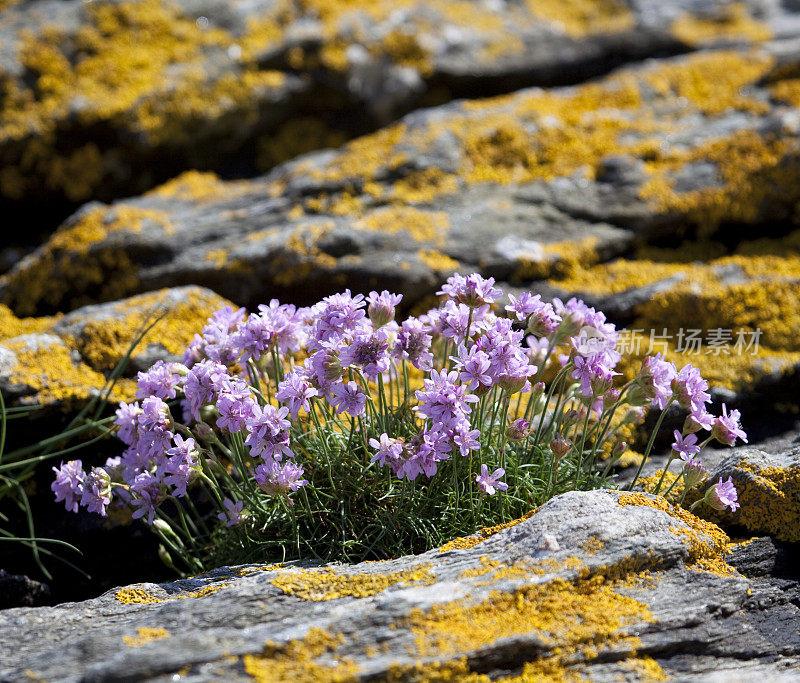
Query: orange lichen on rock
[
  {"left": 270, "top": 564, "right": 436, "bottom": 601},
  {"left": 115, "top": 581, "right": 231, "bottom": 604}
]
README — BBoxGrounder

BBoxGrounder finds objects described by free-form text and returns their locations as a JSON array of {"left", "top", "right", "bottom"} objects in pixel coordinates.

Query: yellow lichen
[
  {"left": 114, "top": 581, "right": 231, "bottom": 604},
  {"left": 524, "top": 0, "right": 634, "bottom": 37},
  {"left": 671, "top": 3, "right": 771, "bottom": 46},
  {"left": 243, "top": 628, "right": 359, "bottom": 682},
  {"left": 123, "top": 627, "right": 170, "bottom": 647},
  {"left": 617, "top": 493, "right": 735, "bottom": 577},
  {"left": 270, "top": 564, "right": 436, "bottom": 601},
  {"left": 148, "top": 171, "right": 259, "bottom": 203},
  {"left": 355, "top": 206, "right": 449, "bottom": 245},
  {"left": 705, "top": 462, "right": 800, "bottom": 542},
  {"left": 406, "top": 573, "right": 656, "bottom": 672},
  {"left": 439, "top": 510, "right": 536, "bottom": 552},
  {"left": 417, "top": 250, "right": 460, "bottom": 274}
]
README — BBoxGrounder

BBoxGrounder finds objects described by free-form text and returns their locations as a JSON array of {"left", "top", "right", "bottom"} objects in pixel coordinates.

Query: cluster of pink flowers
[{"left": 52, "top": 272, "right": 746, "bottom": 531}]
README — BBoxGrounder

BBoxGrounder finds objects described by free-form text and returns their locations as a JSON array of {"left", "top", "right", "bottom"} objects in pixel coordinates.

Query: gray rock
[
  {"left": 0, "top": 489, "right": 798, "bottom": 681},
  {"left": 4, "top": 42, "right": 800, "bottom": 317},
  {"left": 3, "top": 0, "right": 792, "bottom": 213}
]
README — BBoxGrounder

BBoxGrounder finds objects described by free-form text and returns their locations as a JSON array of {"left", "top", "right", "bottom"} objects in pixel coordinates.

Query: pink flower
[
  {"left": 702, "top": 476, "right": 739, "bottom": 512},
  {"left": 671, "top": 430, "right": 700, "bottom": 461},
  {"left": 475, "top": 464, "right": 508, "bottom": 495},
  {"left": 711, "top": 404, "right": 748, "bottom": 446},
  {"left": 218, "top": 498, "right": 244, "bottom": 527}
]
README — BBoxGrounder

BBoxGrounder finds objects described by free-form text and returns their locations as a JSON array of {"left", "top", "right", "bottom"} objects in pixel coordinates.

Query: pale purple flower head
[
  {"left": 452, "top": 344, "right": 492, "bottom": 391},
  {"left": 400, "top": 428, "right": 451, "bottom": 480},
  {"left": 671, "top": 430, "right": 700, "bottom": 461},
  {"left": 671, "top": 364, "right": 710, "bottom": 413},
  {"left": 276, "top": 369, "right": 319, "bottom": 417},
  {"left": 183, "top": 360, "right": 228, "bottom": 421},
  {"left": 438, "top": 273, "right": 502, "bottom": 307},
  {"left": 339, "top": 327, "right": 391, "bottom": 379},
  {"left": 703, "top": 476, "right": 740, "bottom": 512},
  {"left": 310, "top": 290, "right": 366, "bottom": 349},
  {"left": 453, "top": 425, "right": 481, "bottom": 457},
  {"left": 202, "top": 305, "right": 246, "bottom": 365},
  {"left": 506, "top": 418, "right": 531, "bottom": 442},
  {"left": 136, "top": 361, "right": 183, "bottom": 401},
  {"left": 440, "top": 300, "right": 481, "bottom": 344},
  {"left": 115, "top": 401, "right": 143, "bottom": 446},
  {"left": 256, "top": 299, "right": 307, "bottom": 355},
  {"left": 635, "top": 354, "right": 676, "bottom": 409},
  {"left": 685, "top": 403, "right": 715, "bottom": 433},
  {"left": 475, "top": 464, "right": 508, "bottom": 495},
  {"left": 130, "top": 471, "right": 163, "bottom": 526},
  {"left": 245, "top": 404, "right": 293, "bottom": 461},
  {"left": 215, "top": 379, "right": 256, "bottom": 434},
  {"left": 394, "top": 317, "right": 433, "bottom": 370},
  {"left": 369, "top": 434, "right": 405, "bottom": 468},
  {"left": 217, "top": 498, "right": 244, "bottom": 527},
  {"left": 80, "top": 467, "right": 112, "bottom": 516},
  {"left": 164, "top": 434, "right": 199, "bottom": 497},
  {"left": 711, "top": 404, "right": 748, "bottom": 446},
  {"left": 329, "top": 380, "right": 367, "bottom": 417},
  {"left": 506, "top": 292, "right": 560, "bottom": 336},
  {"left": 254, "top": 460, "right": 308, "bottom": 494},
  {"left": 414, "top": 369, "right": 478, "bottom": 430},
  {"left": 52, "top": 460, "right": 86, "bottom": 513},
  {"left": 308, "top": 342, "right": 344, "bottom": 392},
  {"left": 367, "top": 290, "right": 402, "bottom": 327}
]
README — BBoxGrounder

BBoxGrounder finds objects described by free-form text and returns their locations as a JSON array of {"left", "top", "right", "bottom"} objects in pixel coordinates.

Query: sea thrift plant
[{"left": 52, "top": 275, "right": 746, "bottom": 572}]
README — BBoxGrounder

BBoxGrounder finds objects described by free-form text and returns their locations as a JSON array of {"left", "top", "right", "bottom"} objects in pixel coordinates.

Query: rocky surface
[
  {"left": 4, "top": 37, "right": 800, "bottom": 405},
  {"left": 0, "top": 285, "right": 231, "bottom": 408},
  {"left": 1, "top": 0, "right": 796, "bottom": 224},
  {"left": 0, "top": 488, "right": 798, "bottom": 681}
]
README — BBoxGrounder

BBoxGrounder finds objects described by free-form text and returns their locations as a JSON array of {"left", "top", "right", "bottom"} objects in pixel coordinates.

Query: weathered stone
[
  {"left": 4, "top": 42, "right": 800, "bottom": 320},
  {"left": 0, "top": 285, "right": 232, "bottom": 407},
  {"left": 695, "top": 444, "right": 800, "bottom": 543},
  {"left": 0, "top": 570, "right": 50, "bottom": 609},
  {"left": 0, "top": 0, "right": 793, "bottom": 220},
  {"left": 0, "top": 489, "right": 798, "bottom": 681}
]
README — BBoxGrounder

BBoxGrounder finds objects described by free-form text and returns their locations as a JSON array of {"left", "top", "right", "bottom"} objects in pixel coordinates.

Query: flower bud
[
  {"left": 562, "top": 409, "right": 580, "bottom": 429},
  {"left": 550, "top": 434, "right": 571, "bottom": 459},
  {"left": 532, "top": 382, "right": 546, "bottom": 401},
  {"left": 368, "top": 301, "right": 396, "bottom": 328},
  {"left": 171, "top": 363, "right": 190, "bottom": 377},
  {"left": 620, "top": 406, "right": 646, "bottom": 426},
  {"left": 200, "top": 404, "right": 219, "bottom": 423},
  {"left": 612, "top": 441, "right": 627, "bottom": 458},
  {"left": 499, "top": 374, "right": 528, "bottom": 395},
  {"left": 506, "top": 418, "right": 531, "bottom": 442},
  {"left": 682, "top": 458, "right": 707, "bottom": 488},
  {"left": 193, "top": 421, "right": 215, "bottom": 441}
]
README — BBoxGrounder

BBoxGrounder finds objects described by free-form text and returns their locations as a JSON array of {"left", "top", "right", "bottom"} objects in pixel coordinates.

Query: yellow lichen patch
[
  {"left": 243, "top": 628, "right": 359, "bottom": 683},
  {"left": 617, "top": 493, "right": 735, "bottom": 577},
  {"left": 148, "top": 171, "right": 258, "bottom": 203},
  {"left": 524, "top": 0, "right": 634, "bottom": 37},
  {"left": 71, "top": 287, "right": 230, "bottom": 373},
  {"left": 406, "top": 573, "right": 656, "bottom": 674},
  {"left": 0, "top": 306, "right": 54, "bottom": 340},
  {"left": 4, "top": 337, "right": 116, "bottom": 406},
  {"left": 439, "top": 510, "right": 536, "bottom": 552},
  {"left": 770, "top": 78, "right": 800, "bottom": 108},
  {"left": 581, "top": 537, "right": 605, "bottom": 554},
  {"left": 391, "top": 168, "right": 460, "bottom": 204},
  {"left": 671, "top": 3, "right": 771, "bottom": 46},
  {"left": 123, "top": 627, "right": 170, "bottom": 647},
  {"left": 115, "top": 581, "right": 231, "bottom": 604},
  {"left": 1, "top": 204, "right": 171, "bottom": 315},
  {"left": 513, "top": 237, "right": 601, "bottom": 281},
  {"left": 114, "top": 587, "right": 162, "bottom": 604},
  {"left": 642, "top": 51, "right": 772, "bottom": 115},
  {"left": 355, "top": 206, "right": 450, "bottom": 245},
  {"left": 417, "top": 250, "right": 460, "bottom": 274},
  {"left": 238, "top": 563, "right": 285, "bottom": 577},
  {"left": 270, "top": 564, "right": 435, "bottom": 601},
  {"left": 641, "top": 130, "right": 797, "bottom": 235}
]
